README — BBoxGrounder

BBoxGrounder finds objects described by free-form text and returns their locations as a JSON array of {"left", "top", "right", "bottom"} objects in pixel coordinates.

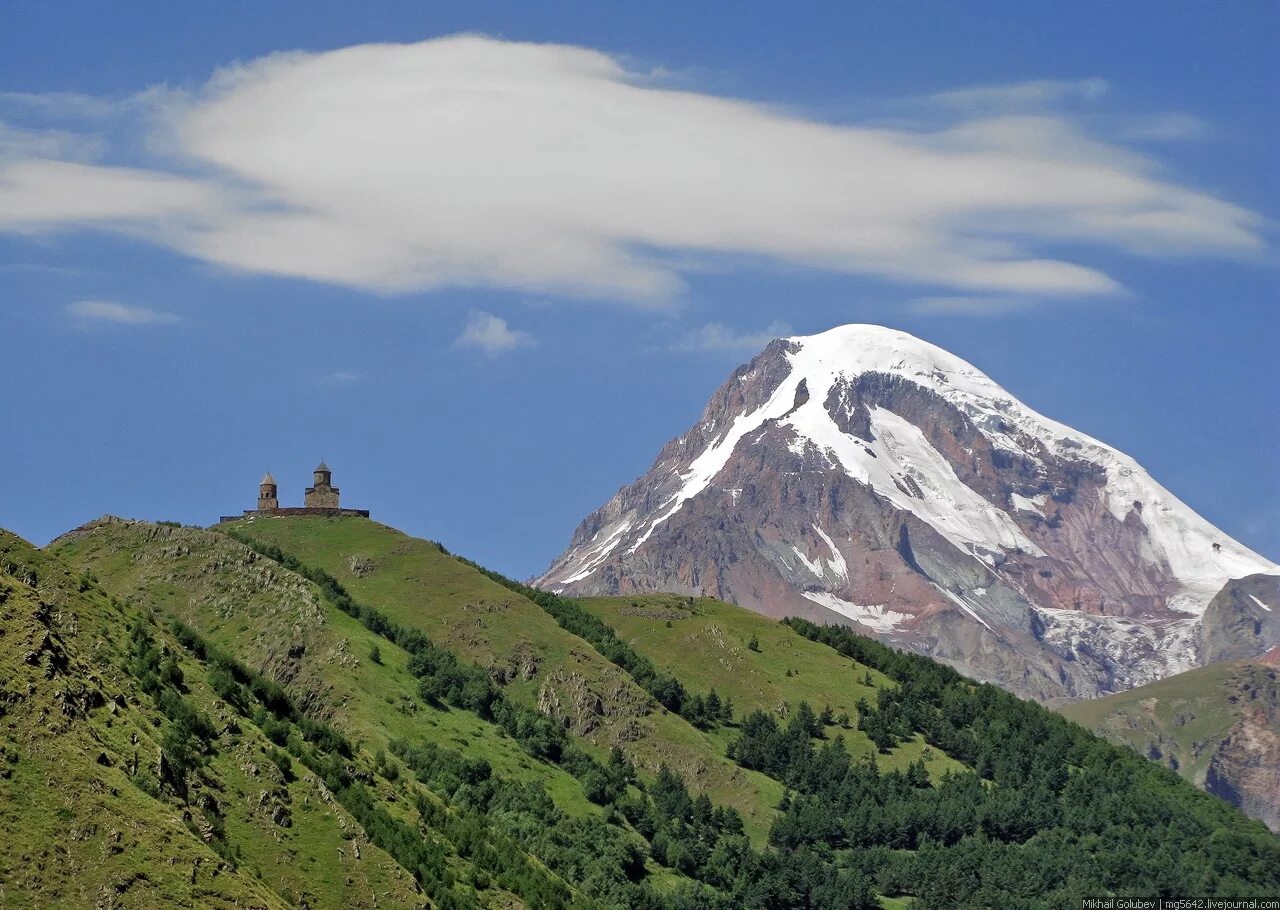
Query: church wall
[
  {"left": 218, "top": 506, "right": 371, "bottom": 522},
  {"left": 304, "top": 486, "right": 340, "bottom": 509}
]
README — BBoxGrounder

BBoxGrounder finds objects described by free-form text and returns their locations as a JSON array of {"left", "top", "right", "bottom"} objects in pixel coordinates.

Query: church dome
[
  {"left": 261, "top": 472, "right": 276, "bottom": 485},
  {"left": 315, "top": 461, "right": 330, "bottom": 473}
]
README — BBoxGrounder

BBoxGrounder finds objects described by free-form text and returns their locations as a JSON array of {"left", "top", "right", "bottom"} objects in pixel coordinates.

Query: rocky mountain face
[
  {"left": 1063, "top": 648, "right": 1280, "bottom": 832},
  {"left": 1202, "top": 574, "right": 1280, "bottom": 664},
  {"left": 1204, "top": 650, "right": 1280, "bottom": 832},
  {"left": 539, "top": 324, "right": 1279, "bottom": 702}
]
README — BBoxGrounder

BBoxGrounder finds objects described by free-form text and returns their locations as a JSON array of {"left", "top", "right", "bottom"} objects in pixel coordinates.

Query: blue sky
[{"left": 2, "top": 1, "right": 1276, "bottom": 577}]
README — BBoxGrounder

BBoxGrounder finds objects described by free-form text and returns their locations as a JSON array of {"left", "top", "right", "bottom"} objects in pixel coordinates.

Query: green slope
[
  {"left": 211, "top": 515, "right": 785, "bottom": 840},
  {"left": 1059, "top": 660, "right": 1246, "bottom": 783},
  {"left": 53, "top": 516, "right": 597, "bottom": 819},
  {"left": 1059, "top": 653, "right": 1280, "bottom": 833},
  {"left": 49, "top": 518, "right": 698, "bottom": 909},
  {"left": 54, "top": 516, "right": 805, "bottom": 909},
  {"left": 35, "top": 513, "right": 1280, "bottom": 908},
  {"left": 0, "top": 529, "right": 426, "bottom": 910},
  {"left": 575, "top": 593, "right": 966, "bottom": 779}
]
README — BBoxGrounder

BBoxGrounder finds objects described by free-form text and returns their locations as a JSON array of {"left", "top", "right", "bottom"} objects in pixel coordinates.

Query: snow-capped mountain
[{"left": 538, "top": 324, "right": 1279, "bottom": 701}]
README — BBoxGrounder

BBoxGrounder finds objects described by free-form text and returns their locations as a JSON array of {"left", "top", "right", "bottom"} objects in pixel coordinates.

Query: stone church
[{"left": 222, "top": 462, "right": 369, "bottom": 521}]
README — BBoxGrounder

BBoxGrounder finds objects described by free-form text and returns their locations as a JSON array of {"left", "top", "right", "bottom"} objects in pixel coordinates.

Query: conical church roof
[{"left": 261, "top": 471, "right": 276, "bottom": 485}]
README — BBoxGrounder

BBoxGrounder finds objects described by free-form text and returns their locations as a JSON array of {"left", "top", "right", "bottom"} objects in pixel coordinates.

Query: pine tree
[{"left": 706, "top": 688, "right": 723, "bottom": 720}]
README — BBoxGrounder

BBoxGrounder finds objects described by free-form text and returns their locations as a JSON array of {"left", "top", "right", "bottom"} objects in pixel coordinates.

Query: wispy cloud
[
  {"left": 0, "top": 261, "right": 81, "bottom": 275},
  {"left": 673, "top": 321, "right": 792, "bottom": 353},
  {"left": 905, "top": 296, "right": 1039, "bottom": 316},
  {"left": 0, "top": 90, "right": 145, "bottom": 120},
  {"left": 454, "top": 310, "right": 536, "bottom": 357},
  {"left": 0, "top": 38, "right": 1263, "bottom": 305},
  {"left": 322, "top": 370, "right": 360, "bottom": 384},
  {"left": 927, "top": 78, "right": 1110, "bottom": 111},
  {"left": 66, "top": 299, "right": 179, "bottom": 325},
  {"left": 0, "top": 122, "right": 103, "bottom": 163},
  {"left": 1118, "top": 113, "right": 1211, "bottom": 142}
]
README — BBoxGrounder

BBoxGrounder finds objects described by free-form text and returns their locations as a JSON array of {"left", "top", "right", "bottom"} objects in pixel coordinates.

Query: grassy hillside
[
  {"left": 1060, "top": 660, "right": 1245, "bottom": 783},
  {"left": 1060, "top": 652, "right": 1280, "bottom": 831},
  {"left": 0, "top": 529, "right": 426, "bottom": 909},
  {"left": 53, "top": 516, "right": 598, "bottom": 818},
  {"left": 575, "top": 593, "right": 965, "bottom": 779},
  {"left": 32, "top": 513, "right": 1280, "bottom": 908},
  {"left": 50, "top": 518, "right": 751, "bottom": 909},
  {"left": 212, "top": 515, "right": 786, "bottom": 839}
]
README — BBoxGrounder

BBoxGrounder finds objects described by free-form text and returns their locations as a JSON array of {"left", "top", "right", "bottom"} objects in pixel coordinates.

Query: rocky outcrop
[
  {"left": 536, "top": 668, "right": 651, "bottom": 741},
  {"left": 1201, "top": 575, "right": 1280, "bottom": 664},
  {"left": 488, "top": 642, "right": 541, "bottom": 684},
  {"left": 49, "top": 519, "right": 348, "bottom": 720},
  {"left": 1205, "top": 720, "right": 1280, "bottom": 831},
  {"left": 1059, "top": 649, "right": 1280, "bottom": 829},
  {"left": 1203, "top": 656, "right": 1280, "bottom": 831},
  {"left": 539, "top": 325, "right": 1278, "bottom": 702}
]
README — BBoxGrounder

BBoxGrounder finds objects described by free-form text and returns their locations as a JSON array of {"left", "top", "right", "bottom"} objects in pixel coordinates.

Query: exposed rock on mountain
[
  {"left": 1205, "top": 670, "right": 1280, "bottom": 832},
  {"left": 1202, "top": 574, "right": 1280, "bottom": 665},
  {"left": 1063, "top": 648, "right": 1280, "bottom": 831},
  {"left": 539, "top": 324, "right": 1278, "bottom": 701}
]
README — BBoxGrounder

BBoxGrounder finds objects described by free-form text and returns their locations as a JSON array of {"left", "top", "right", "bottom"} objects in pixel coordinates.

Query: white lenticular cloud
[
  {"left": 0, "top": 36, "right": 1265, "bottom": 303},
  {"left": 455, "top": 311, "right": 536, "bottom": 356}
]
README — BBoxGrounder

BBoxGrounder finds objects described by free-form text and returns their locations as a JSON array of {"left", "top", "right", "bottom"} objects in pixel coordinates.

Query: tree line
[
  {"left": 772, "top": 618, "right": 1280, "bottom": 905},
  {"left": 448, "top": 550, "right": 733, "bottom": 729}
]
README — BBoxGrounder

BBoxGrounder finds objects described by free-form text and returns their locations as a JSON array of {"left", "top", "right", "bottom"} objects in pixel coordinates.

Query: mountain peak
[
  {"left": 786, "top": 323, "right": 977, "bottom": 380},
  {"left": 540, "top": 324, "right": 1278, "bottom": 702},
  {"left": 781, "top": 323, "right": 1035, "bottom": 445}
]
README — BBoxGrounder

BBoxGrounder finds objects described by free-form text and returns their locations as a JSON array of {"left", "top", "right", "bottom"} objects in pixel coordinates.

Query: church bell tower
[{"left": 257, "top": 472, "right": 279, "bottom": 511}]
